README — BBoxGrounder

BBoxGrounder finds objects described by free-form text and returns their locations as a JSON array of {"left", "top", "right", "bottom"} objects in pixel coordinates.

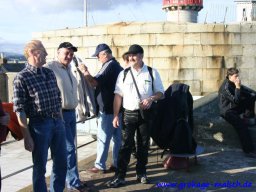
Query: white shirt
[{"left": 114, "top": 64, "right": 164, "bottom": 110}]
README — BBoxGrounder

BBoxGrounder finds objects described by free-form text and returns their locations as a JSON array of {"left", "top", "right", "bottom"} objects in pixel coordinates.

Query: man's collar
[
  {"left": 56, "top": 60, "right": 71, "bottom": 69},
  {"left": 26, "top": 63, "right": 42, "bottom": 74},
  {"left": 131, "top": 62, "right": 145, "bottom": 72}
]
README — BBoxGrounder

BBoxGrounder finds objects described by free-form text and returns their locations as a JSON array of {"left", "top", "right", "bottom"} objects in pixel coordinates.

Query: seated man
[{"left": 218, "top": 67, "right": 256, "bottom": 158}]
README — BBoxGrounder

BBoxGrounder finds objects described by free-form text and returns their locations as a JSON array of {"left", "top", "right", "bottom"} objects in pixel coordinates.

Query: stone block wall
[
  {"left": 6, "top": 73, "right": 17, "bottom": 102},
  {"left": 0, "top": 73, "right": 7, "bottom": 102},
  {"left": 33, "top": 22, "right": 256, "bottom": 95}
]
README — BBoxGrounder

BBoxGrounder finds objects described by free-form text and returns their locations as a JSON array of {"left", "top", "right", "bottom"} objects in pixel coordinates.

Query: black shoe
[
  {"left": 108, "top": 165, "right": 117, "bottom": 172},
  {"left": 107, "top": 177, "right": 125, "bottom": 188},
  {"left": 136, "top": 174, "right": 150, "bottom": 184},
  {"left": 67, "top": 182, "right": 88, "bottom": 192}
]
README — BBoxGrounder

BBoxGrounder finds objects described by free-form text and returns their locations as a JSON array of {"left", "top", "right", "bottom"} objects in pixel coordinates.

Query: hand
[
  {"left": 112, "top": 116, "right": 119, "bottom": 128},
  {"left": 0, "top": 112, "right": 10, "bottom": 126},
  {"left": 78, "top": 64, "right": 89, "bottom": 75},
  {"left": 140, "top": 97, "right": 153, "bottom": 110},
  {"left": 23, "top": 130, "right": 34, "bottom": 152},
  {"left": 235, "top": 78, "right": 241, "bottom": 88}
]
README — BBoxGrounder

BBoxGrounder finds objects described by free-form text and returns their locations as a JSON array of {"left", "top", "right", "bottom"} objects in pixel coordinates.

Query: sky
[{"left": 0, "top": 0, "right": 236, "bottom": 53}]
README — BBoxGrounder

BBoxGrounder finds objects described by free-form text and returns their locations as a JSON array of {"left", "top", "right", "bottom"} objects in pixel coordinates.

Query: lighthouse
[
  {"left": 234, "top": 0, "right": 256, "bottom": 22},
  {"left": 162, "top": 0, "right": 203, "bottom": 23}
]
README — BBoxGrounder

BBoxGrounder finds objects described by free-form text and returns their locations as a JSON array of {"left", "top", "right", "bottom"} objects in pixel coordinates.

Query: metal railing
[{"left": 1, "top": 116, "right": 97, "bottom": 180}]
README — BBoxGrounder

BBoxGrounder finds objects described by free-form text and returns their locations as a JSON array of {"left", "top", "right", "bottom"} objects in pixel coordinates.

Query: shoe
[
  {"left": 67, "top": 182, "right": 88, "bottom": 192},
  {"left": 108, "top": 165, "right": 117, "bottom": 172},
  {"left": 136, "top": 174, "right": 150, "bottom": 184},
  {"left": 106, "top": 177, "right": 125, "bottom": 188},
  {"left": 88, "top": 167, "right": 106, "bottom": 173},
  {"left": 245, "top": 151, "right": 256, "bottom": 158}
]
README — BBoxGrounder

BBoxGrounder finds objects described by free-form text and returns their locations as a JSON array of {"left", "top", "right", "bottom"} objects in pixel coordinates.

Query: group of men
[
  {"left": 12, "top": 40, "right": 164, "bottom": 191},
  {"left": 11, "top": 39, "right": 256, "bottom": 192}
]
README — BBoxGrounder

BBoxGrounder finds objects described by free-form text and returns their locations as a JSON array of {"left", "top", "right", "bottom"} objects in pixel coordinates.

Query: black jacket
[
  {"left": 150, "top": 83, "right": 196, "bottom": 154},
  {"left": 94, "top": 58, "right": 123, "bottom": 114},
  {"left": 218, "top": 79, "right": 255, "bottom": 116}
]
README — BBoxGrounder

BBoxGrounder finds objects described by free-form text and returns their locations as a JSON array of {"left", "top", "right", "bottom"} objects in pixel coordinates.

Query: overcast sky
[{"left": 0, "top": 0, "right": 236, "bottom": 51}]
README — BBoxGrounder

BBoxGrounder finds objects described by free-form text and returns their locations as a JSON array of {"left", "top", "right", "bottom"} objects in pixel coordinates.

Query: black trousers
[
  {"left": 223, "top": 111, "right": 255, "bottom": 153},
  {"left": 116, "top": 109, "right": 150, "bottom": 179}
]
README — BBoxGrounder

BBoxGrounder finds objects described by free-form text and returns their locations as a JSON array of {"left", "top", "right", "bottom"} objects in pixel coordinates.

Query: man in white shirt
[{"left": 107, "top": 44, "right": 164, "bottom": 188}]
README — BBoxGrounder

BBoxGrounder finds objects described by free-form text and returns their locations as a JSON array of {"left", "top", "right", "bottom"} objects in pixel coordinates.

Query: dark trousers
[
  {"left": 223, "top": 110, "right": 255, "bottom": 153},
  {"left": 237, "top": 95, "right": 256, "bottom": 115},
  {"left": 116, "top": 109, "right": 150, "bottom": 179}
]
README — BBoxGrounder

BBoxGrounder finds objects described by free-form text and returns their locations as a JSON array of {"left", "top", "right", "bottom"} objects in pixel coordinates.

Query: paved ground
[
  {"left": 1, "top": 134, "right": 97, "bottom": 192},
  {"left": 3, "top": 95, "right": 256, "bottom": 192},
  {"left": 19, "top": 144, "right": 256, "bottom": 192}
]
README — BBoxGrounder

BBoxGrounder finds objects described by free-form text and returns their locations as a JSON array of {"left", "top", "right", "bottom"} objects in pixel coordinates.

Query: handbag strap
[
  {"left": 130, "top": 69, "right": 146, "bottom": 119},
  {"left": 130, "top": 69, "right": 142, "bottom": 101}
]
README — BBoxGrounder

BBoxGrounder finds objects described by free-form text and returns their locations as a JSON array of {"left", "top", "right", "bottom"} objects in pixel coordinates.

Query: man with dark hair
[
  {"left": 79, "top": 43, "right": 123, "bottom": 173},
  {"left": 107, "top": 44, "right": 164, "bottom": 188},
  {"left": 218, "top": 67, "right": 256, "bottom": 158},
  {"left": 13, "top": 40, "right": 67, "bottom": 191}
]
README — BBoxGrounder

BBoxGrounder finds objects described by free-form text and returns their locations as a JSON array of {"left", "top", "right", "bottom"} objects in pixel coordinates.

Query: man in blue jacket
[{"left": 79, "top": 43, "right": 123, "bottom": 173}]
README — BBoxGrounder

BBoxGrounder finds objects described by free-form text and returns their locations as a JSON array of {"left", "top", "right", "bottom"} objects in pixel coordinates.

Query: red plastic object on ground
[
  {"left": 2, "top": 102, "right": 23, "bottom": 140},
  {"left": 0, "top": 101, "right": 9, "bottom": 143}
]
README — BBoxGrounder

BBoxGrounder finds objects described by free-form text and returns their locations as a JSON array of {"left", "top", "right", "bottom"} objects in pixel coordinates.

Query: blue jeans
[
  {"left": 62, "top": 110, "right": 81, "bottom": 188},
  {"left": 95, "top": 112, "right": 122, "bottom": 170},
  {"left": 29, "top": 117, "right": 67, "bottom": 192}
]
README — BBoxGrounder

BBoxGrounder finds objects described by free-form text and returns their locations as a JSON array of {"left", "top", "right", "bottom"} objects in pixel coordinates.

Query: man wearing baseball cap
[
  {"left": 107, "top": 44, "right": 164, "bottom": 188},
  {"left": 45, "top": 42, "right": 88, "bottom": 191},
  {"left": 79, "top": 43, "right": 123, "bottom": 174}
]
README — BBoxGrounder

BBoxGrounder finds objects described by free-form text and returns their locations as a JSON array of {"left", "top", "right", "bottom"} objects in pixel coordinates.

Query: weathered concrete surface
[
  {"left": 3, "top": 22, "right": 256, "bottom": 102},
  {"left": 19, "top": 146, "right": 256, "bottom": 192},
  {"left": 32, "top": 22, "right": 256, "bottom": 96}
]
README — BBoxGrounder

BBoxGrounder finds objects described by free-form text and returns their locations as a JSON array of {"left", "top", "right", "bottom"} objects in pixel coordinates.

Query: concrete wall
[
  {"left": 0, "top": 73, "right": 7, "bottom": 102},
  {"left": 6, "top": 73, "right": 17, "bottom": 102},
  {"left": 32, "top": 22, "right": 256, "bottom": 96},
  {"left": 0, "top": 72, "right": 16, "bottom": 102}
]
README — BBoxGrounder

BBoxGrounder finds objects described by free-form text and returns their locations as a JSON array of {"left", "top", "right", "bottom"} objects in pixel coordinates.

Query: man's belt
[
  {"left": 62, "top": 108, "right": 75, "bottom": 112},
  {"left": 30, "top": 112, "right": 61, "bottom": 119}
]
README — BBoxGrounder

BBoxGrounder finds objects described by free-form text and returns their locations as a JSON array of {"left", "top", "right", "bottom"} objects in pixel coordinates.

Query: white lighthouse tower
[
  {"left": 162, "top": 0, "right": 203, "bottom": 23},
  {"left": 234, "top": 0, "right": 256, "bottom": 22}
]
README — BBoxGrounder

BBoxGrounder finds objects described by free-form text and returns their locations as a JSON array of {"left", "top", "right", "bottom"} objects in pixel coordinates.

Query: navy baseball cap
[
  {"left": 92, "top": 43, "right": 111, "bottom": 57},
  {"left": 58, "top": 42, "right": 77, "bottom": 52},
  {"left": 124, "top": 44, "right": 144, "bottom": 55}
]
